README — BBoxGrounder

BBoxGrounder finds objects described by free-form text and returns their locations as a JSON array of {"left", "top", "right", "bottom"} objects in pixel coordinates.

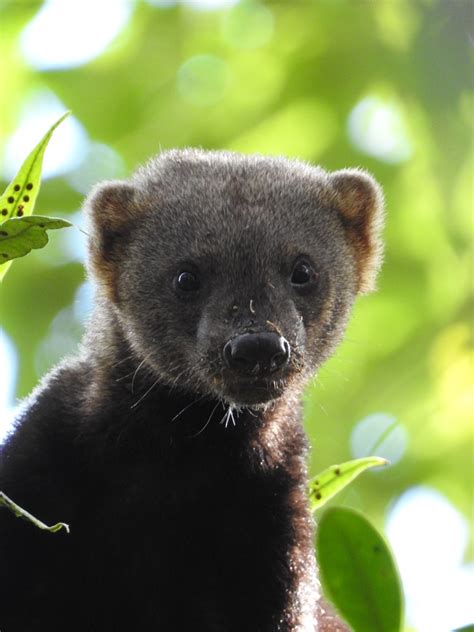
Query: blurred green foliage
[{"left": 0, "top": 0, "right": 472, "bottom": 563}]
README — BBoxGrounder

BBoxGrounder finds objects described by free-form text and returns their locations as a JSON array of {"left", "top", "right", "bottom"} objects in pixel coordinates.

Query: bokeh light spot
[
  {"left": 60, "top": 211, "right": 87, "bottom": 265},
  {"left": 145, "top": 0, "right": 177, "bottom": 7},
  {"left": 0, "top": 330, "right": 18, "bottom": 444},
  {"left": 182, "top": 0, "right": 238, "bottom": 9},
  {"left": 386, "top": 487, "right": 474, "bottom": 631},
  {"left": 74, "top": 282, "right": 94, "bottom": 324},
  {"left": 348, "top": 96, "right": 412, "bottom": 163},
  {"left": 20, "top": 0, "right": 133, "bottom": 71},
  {"left": 221, "top": 2, "right": 274, "bottom": 49},
  {"left": 177, "top": 54, "right": 230, "bottom": 106},
  {"left": 351, "top": 412, "right": 407, "bottom": 464},
  {"left": 67, "top": 143, "right": 126, "bottom": 196}
]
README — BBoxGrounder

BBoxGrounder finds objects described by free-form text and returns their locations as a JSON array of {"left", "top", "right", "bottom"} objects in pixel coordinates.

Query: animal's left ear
[
  {"left": 85, "top": 180, "right": 144, "bottom": 301},
  {"left": 330, "top": 169, "right": 384, "bottom": 294}
]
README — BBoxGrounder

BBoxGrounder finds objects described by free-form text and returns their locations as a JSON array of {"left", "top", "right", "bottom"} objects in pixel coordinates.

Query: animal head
[{"left": 85, "top": 149, "right": 383, "bottom": 407}]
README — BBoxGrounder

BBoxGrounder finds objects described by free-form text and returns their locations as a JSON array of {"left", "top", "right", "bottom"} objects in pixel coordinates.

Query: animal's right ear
[{"left": 85, "top": 180, "right": 140, "bottom": 300}]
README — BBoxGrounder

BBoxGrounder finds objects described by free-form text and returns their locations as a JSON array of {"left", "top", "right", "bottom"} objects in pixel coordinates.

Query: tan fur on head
[
  {"left": 330, "top": 169, "right": 384, "bottom": 294},
  {"left": 85, "top": 180, "right": 139, "bottom": 302}
]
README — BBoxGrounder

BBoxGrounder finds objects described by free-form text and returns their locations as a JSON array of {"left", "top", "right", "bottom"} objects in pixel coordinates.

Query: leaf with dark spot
[
  {"left": 0, "top": 112, "right": 70, "bottom": 280},
  {"left": 0, "top": 216, "right": 72, "bottom": 263},
  {"left": 309, "top": 456, "right": 388, "bottom": 511},
  {"left": 0, "top": 112, "right": 69, "bottom": 223}
]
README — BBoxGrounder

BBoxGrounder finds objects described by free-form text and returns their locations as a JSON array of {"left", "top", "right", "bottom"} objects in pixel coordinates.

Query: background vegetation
[{"left": 0, "top": 1, "right": 472, "bottom": 630}]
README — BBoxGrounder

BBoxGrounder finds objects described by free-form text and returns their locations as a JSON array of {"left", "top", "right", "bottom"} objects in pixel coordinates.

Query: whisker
[
  {"left": 115, "top": 368, "right": 138, "bottom": 383},
  {"left": 219, "top": 409, "right": 228, "bottom": 426},
  {"left": 131, "top": 358, "right": 148, "bottom": 394},
  {"left": 111, "top": 353, "right": 136, "bottom": 370},
  {"left": 130, "top": 377, "right": 160, "bottom": 410},
  {"left": 220, "top": 405, "right": 238, "bottom": 428},
  {"left": 188, "top": 400, "right": 221, "bottom": 439},
  {"left": 171, "top": 393, "right": 207, "bottom": 423}
]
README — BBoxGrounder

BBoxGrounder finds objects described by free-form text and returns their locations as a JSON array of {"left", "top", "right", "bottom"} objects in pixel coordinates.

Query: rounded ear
[
  {"left": 330, "top": 169, "right": 384, "bottom": 294},
  {"left": 84, "top": 180, "right": 140, "bottom": 301}
]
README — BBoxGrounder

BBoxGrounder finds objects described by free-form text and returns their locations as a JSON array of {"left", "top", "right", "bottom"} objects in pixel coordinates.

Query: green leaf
[
  {"left": 0, "top": 111, "right": 70, "bottom": 223},
  {"left": 0, "top": 111, "right": 70, "bottom": 280},
  {"left": 0, "top": 491, "right": 69, "bottom": 534},
  {"left": 316, "top": 507, "right": 403, "bottom": 632},
  {"left": 308, "top": 457, "right": 389, "bottom": 511},
  {"left": 0, "top": 216, "right": 72, "bottom": 264}
]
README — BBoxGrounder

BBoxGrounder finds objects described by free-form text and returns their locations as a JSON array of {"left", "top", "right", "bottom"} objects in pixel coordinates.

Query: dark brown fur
[{"left": 0, "top": 149, "right": 383, "bottom": 631}]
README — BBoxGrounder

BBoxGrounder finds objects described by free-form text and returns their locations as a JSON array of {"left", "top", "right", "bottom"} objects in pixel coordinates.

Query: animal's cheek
[{"left": 301, "top": 294, "right": 351, "bottom": 369}]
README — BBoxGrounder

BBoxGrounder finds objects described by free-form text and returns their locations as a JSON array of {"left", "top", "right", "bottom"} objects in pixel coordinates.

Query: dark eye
[
  {"left": 291, "top": 260, "right": 319, "bottom": 287},
  {"left": 176, "top": 271, "right": 200, "bottom": 292}
]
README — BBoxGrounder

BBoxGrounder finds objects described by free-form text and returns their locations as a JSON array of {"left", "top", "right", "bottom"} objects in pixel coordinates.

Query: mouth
[{"left": 220, "top": 375, "right": 288, "bottom": 407}]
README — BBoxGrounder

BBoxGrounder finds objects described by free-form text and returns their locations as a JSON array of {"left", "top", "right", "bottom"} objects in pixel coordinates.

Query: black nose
[{"left": 223, "top": 332, "right": 290, "bottom": 376}]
